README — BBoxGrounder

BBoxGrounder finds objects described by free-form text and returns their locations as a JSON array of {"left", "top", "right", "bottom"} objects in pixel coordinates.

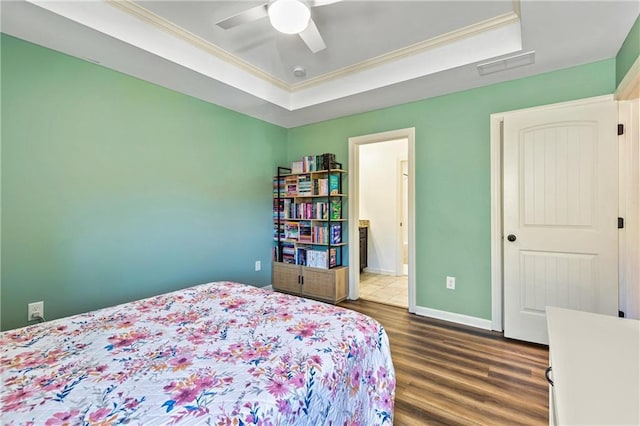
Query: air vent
[{"left": 477, "top": 51, "right": 535, "bottom": 76}]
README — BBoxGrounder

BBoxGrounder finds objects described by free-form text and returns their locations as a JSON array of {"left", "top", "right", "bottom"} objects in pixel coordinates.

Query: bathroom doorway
[{"left": 348, "top": 128, "right": 415, "bottom": 312}]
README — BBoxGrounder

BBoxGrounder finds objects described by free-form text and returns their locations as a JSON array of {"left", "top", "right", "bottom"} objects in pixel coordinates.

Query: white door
[{"left": 503, "top": 99, "right": 618, "bottom": 344}]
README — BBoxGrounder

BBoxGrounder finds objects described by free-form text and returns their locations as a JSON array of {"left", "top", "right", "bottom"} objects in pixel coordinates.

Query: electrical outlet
[
  {"left": 255, "top": 260, "right": 261, "bottom": 271},
  {"left": 446, "top": 276, "right": 456, "bottom": 290},
  {"left": 28, "top": 301, "right": 44, "bottom": 321}
]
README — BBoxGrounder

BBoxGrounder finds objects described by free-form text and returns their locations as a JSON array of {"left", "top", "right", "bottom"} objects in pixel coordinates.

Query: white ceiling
[{"left": 1, "top": 1, "right": 638, "bottom": 128}]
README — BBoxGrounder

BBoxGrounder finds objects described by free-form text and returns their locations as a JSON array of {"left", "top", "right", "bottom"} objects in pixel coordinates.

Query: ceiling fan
[{"left": 215, "top": 0, "right": 342, "bottom": 53}]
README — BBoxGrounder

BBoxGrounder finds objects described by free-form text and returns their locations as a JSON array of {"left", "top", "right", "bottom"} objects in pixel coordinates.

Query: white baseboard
[
  {"left": 262, "top": 285, "right": 273, "bottom": 291},
  {"left": 414, "top": 306, "right": 492, "bottom": 330},
  {"left": 362, "top": 268, "right": 395, "bottom": 275}
]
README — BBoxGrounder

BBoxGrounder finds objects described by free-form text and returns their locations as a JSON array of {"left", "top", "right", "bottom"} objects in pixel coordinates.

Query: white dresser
[{"left": 546, "top": 307, "right": 640, "bottom": 425}]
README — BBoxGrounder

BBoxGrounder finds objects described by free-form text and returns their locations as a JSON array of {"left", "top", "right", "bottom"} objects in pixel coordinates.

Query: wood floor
[{"left": 339, "top": 299, "right": 549, "bottom": 426}]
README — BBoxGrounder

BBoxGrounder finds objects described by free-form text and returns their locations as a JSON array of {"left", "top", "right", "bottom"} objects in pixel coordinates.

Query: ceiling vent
[{"left": 477, "top": 51, "right": 535, "bottom": 76}]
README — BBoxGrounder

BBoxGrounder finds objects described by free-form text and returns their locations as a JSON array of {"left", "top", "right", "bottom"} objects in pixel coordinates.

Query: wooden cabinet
[
  {"left": 273, "top": 262, "right": 348, "bottom": 304},
  {"left": 359, "top": 226, "right": 368, "bottom": 272}
]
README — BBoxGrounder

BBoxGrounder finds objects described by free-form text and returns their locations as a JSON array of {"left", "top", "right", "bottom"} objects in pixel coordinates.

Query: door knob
[{"left": 507, "top": 234, "right": 517, "bottom": 242}]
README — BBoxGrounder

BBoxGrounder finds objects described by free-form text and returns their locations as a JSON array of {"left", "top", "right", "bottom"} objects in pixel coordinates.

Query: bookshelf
[{"left": 272, "top": 154, "right": 348, "bottom": 304}]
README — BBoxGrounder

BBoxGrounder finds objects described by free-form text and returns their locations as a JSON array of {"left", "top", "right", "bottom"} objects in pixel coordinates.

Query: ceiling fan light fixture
[{"left": 268, "top": 0, "right": 310, "bottom": 34}]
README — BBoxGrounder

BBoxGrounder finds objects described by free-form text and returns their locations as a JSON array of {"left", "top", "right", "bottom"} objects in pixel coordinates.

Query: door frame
[
  {"left": 397, "top": 159, "right": 409, "bottom": 276},
  {"left": 348, "top": 127, "right": 416, "bottom": 313},
  {"left": 489, "top": 94, "right": 624, "bottom": 331}
]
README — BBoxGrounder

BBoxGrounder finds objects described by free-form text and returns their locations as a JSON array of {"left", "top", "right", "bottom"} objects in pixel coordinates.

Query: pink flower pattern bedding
[{"left": 0, "top": 281, "right": 395, "bottom": 425}]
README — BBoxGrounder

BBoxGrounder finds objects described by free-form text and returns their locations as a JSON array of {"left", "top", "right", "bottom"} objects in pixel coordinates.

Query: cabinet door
[
  {"left": 359, "top": 227, "right": 368, "bottom": 271},
  {"left": 301, "top": 266, "right": 348, "bottom": 303},
  {"left": 272, "top": 262, "right": 301, "bottom": 294},
  {"left": 301, "top": 267, "right": 335, "bottom": 301}
]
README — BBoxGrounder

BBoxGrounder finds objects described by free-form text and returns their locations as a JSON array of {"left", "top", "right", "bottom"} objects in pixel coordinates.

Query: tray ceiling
[{"left": 1, "top": 1, "right": 638, "bottom": 127}]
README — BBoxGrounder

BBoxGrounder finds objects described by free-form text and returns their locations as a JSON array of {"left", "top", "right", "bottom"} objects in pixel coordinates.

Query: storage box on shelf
[{"left": 272, "top": 154, "right": 348, "bottom": 304}]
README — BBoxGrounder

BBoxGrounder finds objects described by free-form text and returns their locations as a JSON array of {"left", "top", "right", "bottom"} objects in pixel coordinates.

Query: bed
[{"left": 0, "top": 281, "right": 395, "bottom": 425}]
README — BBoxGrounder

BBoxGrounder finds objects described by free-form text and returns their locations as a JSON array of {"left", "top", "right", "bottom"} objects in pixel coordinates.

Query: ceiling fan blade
[
  {"left": 299, "top": 18, "right": 326, "bottom": 53},
  {"left": 216, "top": 4, "right": 268, "bottom": 30},
  {"left": 310, "top": 0, "right": 343, "bottom": 7}
]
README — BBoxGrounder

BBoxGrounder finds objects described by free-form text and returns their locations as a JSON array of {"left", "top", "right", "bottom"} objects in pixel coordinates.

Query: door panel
[
  {"left": 520, "top": 251, "right": 597, "bottom": 313},
  {"left": 522, "top": 123, "right": 596, "bottom": 226},
  {"left": 503, "top": 100, "right": 618, "bottom": 344}
]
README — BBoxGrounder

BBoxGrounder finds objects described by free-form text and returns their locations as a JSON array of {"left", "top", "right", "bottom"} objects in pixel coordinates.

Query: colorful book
[
  {"left": 273, "top": 223, "right": 285, "bottom": 241},
  {"left": 285, "top": 176, "right": 298, "bottom": 196},
  {"left": 299, "top": 221, "right": 312, "bottom": 243},
  {"left": 273, "top": 177, "right": 285, "bottom": 197},
  {"left": 284, "top": 222, "right": 299, "bottom": 240},
  {"left": 291, "top": 161, "right": 303, "bottom": 174},
  {"left": 330, "top": 223, "right": 342, "bottom": 244},
  {"left": 282, "top": 243, "right": 295, "bottom": 264},
  {"left": 298, "top": 174, "right": 312, "bottom": 196},
  {"left": 296, "top": 247, "right": 307, "bottom": 266},
  {"left": 330, "top": 199, "right": 341, "bottom": 219},
  {"left": 316, "top": 178, "right": 328, "bottom": 195},
  {"left": 329, "top": 248, "right": 337, "bottom": 268},
  {"left": 307, "top": 249, "right": 328, "bottom": 268},
  {"left": 329, "top": 174, "right": 340, "bottom": 195}
]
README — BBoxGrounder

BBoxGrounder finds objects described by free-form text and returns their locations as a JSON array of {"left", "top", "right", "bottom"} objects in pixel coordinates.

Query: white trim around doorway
[{"left": 348, "top": 127, "right": 416, "bottom": 313}]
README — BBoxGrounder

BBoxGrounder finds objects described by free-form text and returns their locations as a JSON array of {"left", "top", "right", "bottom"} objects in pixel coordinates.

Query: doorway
[
  {"left": 348, "top": 128, "right": 416, "bottom": 313},
  {"left": 358, "top": 139, "right": 408, "bottom": 307}
]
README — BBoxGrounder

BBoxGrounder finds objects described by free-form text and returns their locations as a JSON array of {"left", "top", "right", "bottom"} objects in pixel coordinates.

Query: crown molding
[
  {"left": 291, "top": 11, "right": 521, "bottom": 91},
  {"left": 106, "top": 0, "right": 290, "bottom": 91},
  {"left": 108, "top": 0, "right": 520, "bottom": 95}
]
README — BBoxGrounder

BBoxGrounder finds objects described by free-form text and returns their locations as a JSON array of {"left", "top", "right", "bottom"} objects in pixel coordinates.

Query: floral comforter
[{"left": 1, "top": 281, "right": 395, "bottom": 425}]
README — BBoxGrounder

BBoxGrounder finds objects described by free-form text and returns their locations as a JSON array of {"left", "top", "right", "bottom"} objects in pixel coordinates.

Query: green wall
[
  {"left": 616, "top": 14, "right": 640, "bottom": 87},
  {"left": 0, "top": 30, "right": 620, "bottom": 330},
  {"left": 288, "top": 59, "right": 615, "bottom": 320},
  {"left": 1, "top": 35, "right": 287, "bottom": 330}
]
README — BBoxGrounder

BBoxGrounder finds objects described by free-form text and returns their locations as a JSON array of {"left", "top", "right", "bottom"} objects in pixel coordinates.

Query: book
[
  {"left": 273, "top": 199, "right": 284, "bottom": 220},
  {"left": 285, "top": 176, "right": 298, "bottom": 196},
  {"left": 282, "top": 243, "right": 295, "bottom": 264},
  {"left": 298, "top": 174, "right": 312, "bottom": 196},
  {"left": 329, "top": 174, "right": 340, "bottom": 195},
  {"left": 330, "top": 199, "right": 341, "bottom": 219},
  {"left": 283, "top": 199, "right": 292, "bottom": 219},
  {"left": 273, "top": 177, "right": 285, "bottom": 197},
  {"left": 299, "top": 221, "right": 312, "bottom": 243},
  {"left": 329, "top": 248, "right": 337, "bottom": 268},
  {"left": 330, "top": 223, "right": 342, "bottom": 244},
  {"left": 316, "top": 178, "right": 328, "bottom": 196},
  {"left": 307, "top": 249, "right": 328, "bottom": 268},
  {"left": 284, "top": 222, "right": 299, "bottom": 240},
  {"left": 304, "top": 156, "right": 315, "bottom": 172},
  {"left": 317, "top": 201, "right": 328, "bottom": 219},
  {"left": 315, "top": 153, "right": 335, "bottom": 171},
  {"left": 291, "top": 161, "right": 303, "bottom": 174},
  {"left": 273, "top": 223, "right": 284, "bottom": 241},
  {"left": 313, "top": 224, "right": 327, "bottom": 244}
]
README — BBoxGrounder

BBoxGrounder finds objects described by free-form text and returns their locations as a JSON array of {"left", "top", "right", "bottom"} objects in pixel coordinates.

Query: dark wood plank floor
[{"left": 339, "top": 299, "right": 549, "bottom": 426}]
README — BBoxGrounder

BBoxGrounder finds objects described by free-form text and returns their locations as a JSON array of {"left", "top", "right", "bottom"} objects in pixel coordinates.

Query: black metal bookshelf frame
[
  {"left": 275, "top": 166, "right": 291, "bottom": 263},
  {"left": 274, "top": 162, "right": 345, "bottom": 269}
]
